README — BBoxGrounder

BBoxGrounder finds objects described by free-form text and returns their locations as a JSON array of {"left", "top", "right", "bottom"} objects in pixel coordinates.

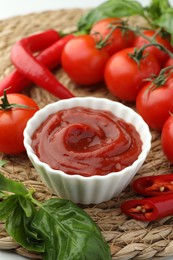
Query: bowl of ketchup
[{"left": 24, "top": 97, "right": 151, "bottom": 204}]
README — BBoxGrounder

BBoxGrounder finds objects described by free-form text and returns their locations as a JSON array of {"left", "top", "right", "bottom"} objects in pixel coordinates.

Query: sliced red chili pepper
[
  {"left": 132, "top": 174, "right": 173, "bottom": 196},
  {"left": 0, "top": 34, "right": 74, "bottom": 96},
  {"left": 10, "top": 32, "right": 74, "bottom": 99},
  {"left": 121, "top": 194, "right": 173, "bottom": 221}
]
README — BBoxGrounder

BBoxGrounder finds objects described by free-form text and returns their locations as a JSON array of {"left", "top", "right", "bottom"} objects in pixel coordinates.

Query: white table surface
[{"left": 0, "top": 0, "right": 172, "bottom": 259}]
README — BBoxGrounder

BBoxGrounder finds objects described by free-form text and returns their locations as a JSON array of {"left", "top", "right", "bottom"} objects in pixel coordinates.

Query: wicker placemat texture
[{"left": 0, "top": 9, "right": 173, "bottom": 260}]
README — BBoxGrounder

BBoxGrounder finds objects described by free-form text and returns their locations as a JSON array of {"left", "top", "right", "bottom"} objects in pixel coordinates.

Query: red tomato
[
  {"left": 165, "top": 57, "right": 173, "bottom": 67},
  {"left": 0, "top": 93, "right": 39, "bottom": 154},
  {"left": 61, "top": 35, "right": 110, "bottom": 85},
  {"left": 136, "top": 75, "right": 173, "bottom": 131},
  {"left": 133, "top": 30, "right": 173, "bottom": 67},
  {"left": 161, "top": 115, "right": 173, "bottom": 164},
  {"left": 90, "top": 17, "right": 135, "bottom": 56},
  {"left": 104, "top": 47, "right": 160, "bottom": 102}
]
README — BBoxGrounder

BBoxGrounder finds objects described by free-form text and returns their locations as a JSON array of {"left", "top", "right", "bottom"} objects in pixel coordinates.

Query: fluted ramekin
[{"left": 24, "top": 97, "right": 151, "bottom": 204}]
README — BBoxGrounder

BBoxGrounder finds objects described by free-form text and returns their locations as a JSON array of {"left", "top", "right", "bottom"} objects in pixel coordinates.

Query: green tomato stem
[
  {"left": 94, "top": 20, "right": 129, "bottom": 49},
  {"left": 0, "top": 90, "right": 35, "bottom": 110}
]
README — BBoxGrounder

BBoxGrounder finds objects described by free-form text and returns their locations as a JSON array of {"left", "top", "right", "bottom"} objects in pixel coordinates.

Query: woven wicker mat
[{"left": 0, "top": 8, "right": 173, "bottom": 260}]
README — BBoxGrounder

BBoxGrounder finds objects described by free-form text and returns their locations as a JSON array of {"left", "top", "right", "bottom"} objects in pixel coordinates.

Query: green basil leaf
[
  {"left": 0, "top": 195, "right": 18, "bottom": 220},
  {"left": 31, "top": 198, "right": 111, "bottom": 260},
  {"left": 77, "top": 0, "right": 145, "bottom": 33},
  {"left": 145, "top": 0, "right": 170, "bottom": 20},
  {"left": 152, "top": 9, "right": 173, "bottom": 43},
  {"left": 144, "top": 0, "right": 171, "bottom": 21},
  {"left": 0, "top": 191, "right": 6, "bottom": 199},
  {"left": 19, "top": 195, "right": 35, "bottom": 218},
  {"left": 6, "top": 200, "right": 44, "bottom": 252},
  {"left": 0, "top": 175, "right": 111, "bottom": 258},
  {"left": 0, "top": 173, "right": 28, "bottom": 195},
  {"left": 158, "top": 0, "right": 171, "bottom": 12}
]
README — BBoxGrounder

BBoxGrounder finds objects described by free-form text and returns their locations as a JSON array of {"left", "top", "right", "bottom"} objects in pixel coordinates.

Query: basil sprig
[
  {"left": 77, "top": 0, "right": 173, "bottom": 42},
  {"left": 0, "top": 173, "right": 111, "bottom": 259},
  {"left": 78, "top": 0, "right": 146, "bottom": 33}
]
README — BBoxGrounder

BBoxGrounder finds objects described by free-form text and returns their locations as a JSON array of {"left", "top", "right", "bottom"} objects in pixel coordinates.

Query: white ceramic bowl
[{"left": 24, "top": 97, "right": 151, "bottom": 204}]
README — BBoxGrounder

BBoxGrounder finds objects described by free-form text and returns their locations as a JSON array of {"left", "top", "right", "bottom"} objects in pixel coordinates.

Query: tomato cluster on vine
[{"left": 61, "top": 17, "right": 173, "bottom": 165}]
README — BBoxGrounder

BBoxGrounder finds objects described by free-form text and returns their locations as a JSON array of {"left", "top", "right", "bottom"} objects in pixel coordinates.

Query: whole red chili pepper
[
  {"left": 10, "top": 32, "right": 74, "bottom": 99},
  {"left": 120, "top": 194, "right": 173, "bottom": 221},
  {"left": 0, "top": 34, "right": 74, "bottom": 96},
  {"left": 132, "top": 174, "right": 173, "bottom": 196},
  {"left": 19, "top": 29, "right": 61, "bottom": 53}
]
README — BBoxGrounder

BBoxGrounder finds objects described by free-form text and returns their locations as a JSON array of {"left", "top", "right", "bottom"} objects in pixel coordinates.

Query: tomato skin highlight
[
  {"left": 133, "top": 30, "right": 173, "bottom": 67},
  {"left": 0, "top": 93, "right": 39, "bottom": 154},
  {"left": 161, "top": 115, "right": 173, "bottom": 164},
  {"left": 104, "top": 47, "right": 160, "bottom": 102},
  {"left": 90, "top": 17, "right": 135, "bottom": 56},
  {"left": 136, "top": 76, "right": 173, "bottom": 131},
  {"left": 61, "top": 35, "right": 110, "bottom": 85}
]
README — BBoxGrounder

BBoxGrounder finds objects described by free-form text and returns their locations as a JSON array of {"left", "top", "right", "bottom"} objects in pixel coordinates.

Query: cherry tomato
[
  {"left": 136, "top": 75, "right": 173, "bottom": 131},
  {"left": 133, "top": 30, "right": 173, "bottom": 67},
  {"left": 161, "top": 115, "right": 173, "bottom": 164},
  {"left": 104, "top": 47, "right": 160, "bottom": 102},
  {"left": 90, "top": 17, "right": 135, "bottom": 56},
  {"left": 61, "top": 35, "right": 110, "bottom": 85},
  {"left": 0, "top": 93, "right": 39, "bottom": 154}
]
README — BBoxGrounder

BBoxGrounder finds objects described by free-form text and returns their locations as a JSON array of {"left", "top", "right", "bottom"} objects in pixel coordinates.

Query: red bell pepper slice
[
  {"left": 132, "top": 174, "right": 173, "bottom": 196},
  {"left": 120, "top": 193, "right": 173, "bottom": 221}
]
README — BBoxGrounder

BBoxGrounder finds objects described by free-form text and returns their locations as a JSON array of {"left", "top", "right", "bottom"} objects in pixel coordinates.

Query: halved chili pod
[
  {"left": 121, "top": 194, "right": 173, "bottom": 221},
  {"left": 132, "top": 174, "right": 173, "bottom": 196}
]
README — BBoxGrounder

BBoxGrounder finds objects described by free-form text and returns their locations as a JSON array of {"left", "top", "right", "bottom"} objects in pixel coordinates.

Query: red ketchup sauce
[{"left": 31, "top": 107, "right": 142, "bottom": 177}]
